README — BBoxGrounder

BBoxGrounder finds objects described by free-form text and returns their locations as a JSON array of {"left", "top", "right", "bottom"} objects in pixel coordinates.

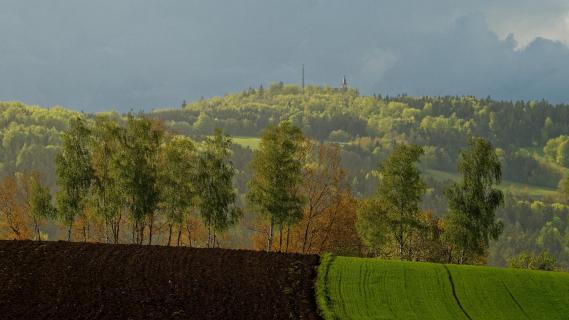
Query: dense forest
[{"left": 2, "top": 83, "right": 569, "bottom": 267}]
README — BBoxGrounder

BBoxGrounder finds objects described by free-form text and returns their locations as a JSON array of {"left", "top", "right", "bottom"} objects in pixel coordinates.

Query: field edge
[{"left": 315, "top": 253, "right": 336, "bottom": 320}]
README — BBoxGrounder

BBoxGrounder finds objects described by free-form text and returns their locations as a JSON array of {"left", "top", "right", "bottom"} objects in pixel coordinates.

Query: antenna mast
[{"left": 301, "top": 64, "right": 305, "bottom": 93}]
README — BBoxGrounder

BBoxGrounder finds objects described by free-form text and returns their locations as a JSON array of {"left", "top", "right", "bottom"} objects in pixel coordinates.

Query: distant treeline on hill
[
  {"left": 1, "top": 84, "right": 569, "bottom": 267},
  {"left": 154, "top": 84, "right": 568, "bottom": 189}
]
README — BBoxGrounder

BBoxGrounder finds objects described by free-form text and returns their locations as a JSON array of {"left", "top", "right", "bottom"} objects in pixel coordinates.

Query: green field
[
  {"left": 231, "top": 136, "right": 261, "bottom": 150},
  {"left": 317, "top": 256, "right": 569, "bottom": 320},
  {"left": 425, "top": 169, "right": 560, "bottom": 199}
]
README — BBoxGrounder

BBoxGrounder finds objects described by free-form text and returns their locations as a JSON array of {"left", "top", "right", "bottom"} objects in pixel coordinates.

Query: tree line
[
  {"left": 2, "top": 114, "right": 239, "bottom": 247},
  {"left": 0, "top": 115, "right": 360, "bottom": 254},
  {"left": 357, "top": 138, "right": 504, "bottom": 264},
  {"left": 1, "top": 113, "right": 516, "bottom": 267}
]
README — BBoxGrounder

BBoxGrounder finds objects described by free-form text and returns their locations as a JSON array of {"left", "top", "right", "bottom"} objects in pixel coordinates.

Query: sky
[{"left": 1, "top": 0, "right": 569, "bottom": 112}]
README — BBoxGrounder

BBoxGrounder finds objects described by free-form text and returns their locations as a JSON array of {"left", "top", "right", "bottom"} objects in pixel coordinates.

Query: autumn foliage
[
  {"left": 0, "top": 174, "right": 32, "bottom": 240},
  {"left": 251, "top": 144, "right": 361, "bottom": 255}
]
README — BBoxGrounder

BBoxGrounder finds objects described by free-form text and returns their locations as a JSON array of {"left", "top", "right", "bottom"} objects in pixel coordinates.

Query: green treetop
[
  {"left": 158, "top": 134, "right": 197, "bottom": 246},
  {"left": 28, "top": 174, "right": 55, "bottom": 241},
  {"left": 114, "top": 114, "right": 162, "bottom": 244},
  {"left": 247, "top": 121, "right": 307, "bottom": 252},
  {"left": 357, "top": 144, "right": 426, "bottom": 259},
  {"left": 195, "top": 129, "right": 240, "bottom": 247},
  {"left": 55, "top": 117, "right": 93, "bottom": 240},
  {"left": 444, "top": 137, "right": 504, "bottom": 264}
]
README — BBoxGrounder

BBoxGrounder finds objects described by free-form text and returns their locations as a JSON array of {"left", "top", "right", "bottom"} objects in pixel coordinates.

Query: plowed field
[{"left": 0, "top": 240, "right": 321, "bottom": 320}]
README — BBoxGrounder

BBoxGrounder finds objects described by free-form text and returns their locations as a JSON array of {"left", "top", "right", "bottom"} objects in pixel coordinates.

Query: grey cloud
[{"left": 0, "top": 0, "right": 568, "bottom": 111}]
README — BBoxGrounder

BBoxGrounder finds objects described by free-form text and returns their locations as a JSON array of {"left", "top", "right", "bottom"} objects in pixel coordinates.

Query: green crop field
[
  {"left": 425, "top": 169, "right": 560, "bottom": 199},
  {"left": 317, "top": 256, "right": 569, "bottom": 320}
]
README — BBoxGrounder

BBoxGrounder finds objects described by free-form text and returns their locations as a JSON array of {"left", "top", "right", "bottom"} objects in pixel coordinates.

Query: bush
[{"left": 507, "top": 251, "right": 558, "bottom": 271}]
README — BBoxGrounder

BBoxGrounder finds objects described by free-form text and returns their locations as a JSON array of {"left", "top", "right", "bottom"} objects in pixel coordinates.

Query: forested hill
[
  {"left": 0, "top": 102, "right": 79, "bottom": 187},
  {"left": 6, "top": 84, "right": 569, "bottom": 190},
  {"left": 2, "top": 84, "right": 569, "bottom": 266},
  {"left": 153, "top": 83, "right": 568, "bottom": 192},
  {"left": 158, "top": 83, "right": 569, "bottom": 150}
]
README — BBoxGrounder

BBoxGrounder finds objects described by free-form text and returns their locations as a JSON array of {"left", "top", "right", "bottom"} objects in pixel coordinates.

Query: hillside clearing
[
  {"left": 425, "top": 169, "right": 560, "bottom": 199},
  {"left": 232, "top": 136, "right": 261, "bottom": 150}
]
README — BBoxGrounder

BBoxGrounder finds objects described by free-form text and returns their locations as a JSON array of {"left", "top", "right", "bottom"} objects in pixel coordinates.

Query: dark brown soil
[{"left": 0, "top": 240, "right": 321, "bottom": 320}]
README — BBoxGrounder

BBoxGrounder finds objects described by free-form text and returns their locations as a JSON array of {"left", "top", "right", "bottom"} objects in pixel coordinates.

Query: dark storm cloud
[{"left": 0, "top": 0, "right": 568, "bottom": 111}]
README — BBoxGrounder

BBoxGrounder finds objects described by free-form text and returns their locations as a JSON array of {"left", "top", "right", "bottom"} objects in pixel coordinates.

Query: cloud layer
[{"left": 1, "top": 0, "right": 569, "bottom": 111}]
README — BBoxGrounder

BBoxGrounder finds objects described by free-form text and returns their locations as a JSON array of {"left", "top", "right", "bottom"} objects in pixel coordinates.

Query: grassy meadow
[
  {"left": 231, "top": 136, "right": 261, "bottom": 150},
  {"left": 425, "top": 169, "right": 561, "bottom": 199}
]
